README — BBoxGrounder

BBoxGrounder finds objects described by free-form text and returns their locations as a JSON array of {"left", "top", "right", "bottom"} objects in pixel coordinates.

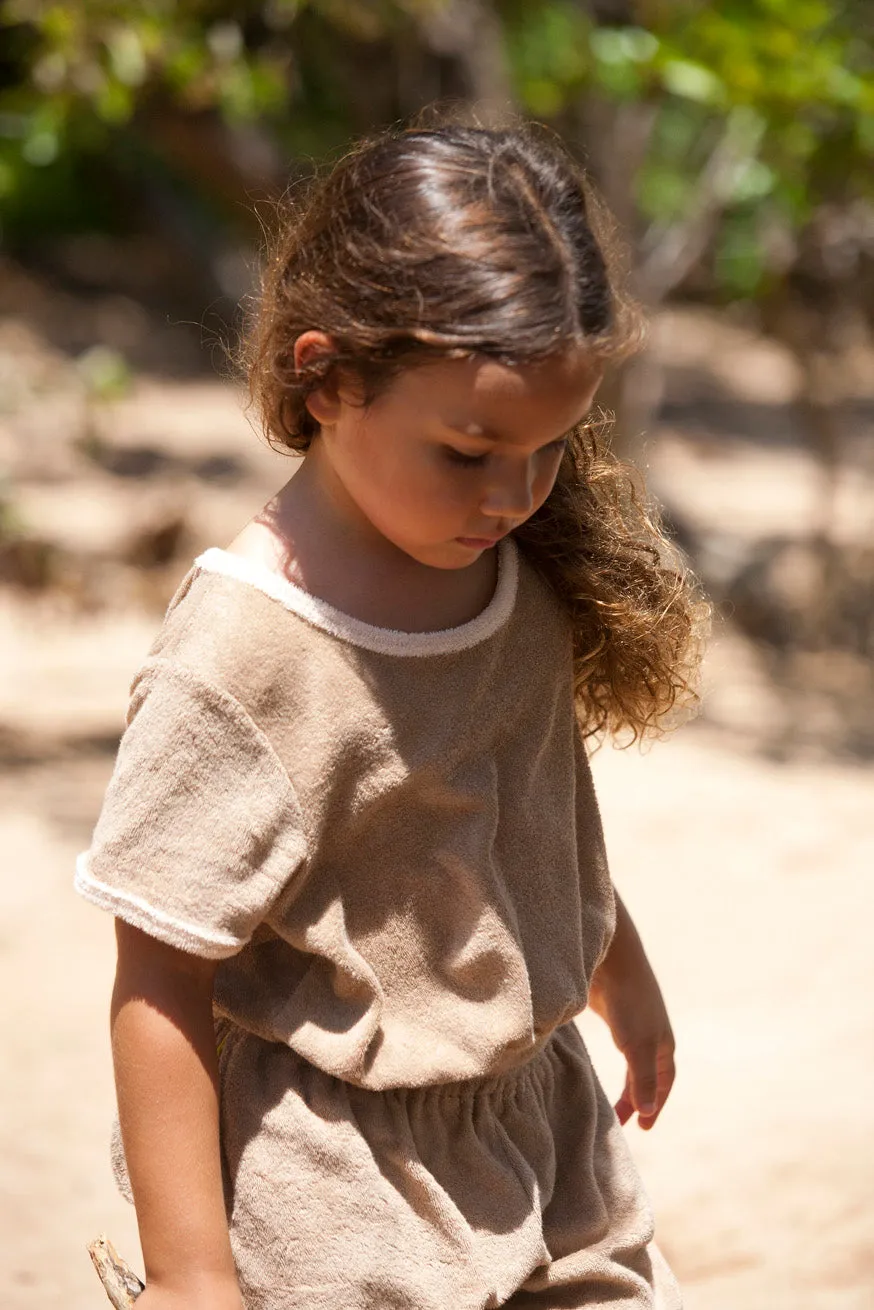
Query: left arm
[{"left": 587, "top": 888, "right": 676, "bottom": 1130}]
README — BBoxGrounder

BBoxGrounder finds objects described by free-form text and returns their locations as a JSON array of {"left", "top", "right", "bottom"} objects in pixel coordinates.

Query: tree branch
[
  {"left": 636, "top": 108, "right": 764, "bottom": 305},
  {"left": 87, "top": 1235, "right": 144, "bottom": 1308}
]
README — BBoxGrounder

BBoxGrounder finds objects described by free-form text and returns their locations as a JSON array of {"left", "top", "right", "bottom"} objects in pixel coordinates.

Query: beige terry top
[{"left": 75, "top": 535, "right": 616, "bottom": 1090}]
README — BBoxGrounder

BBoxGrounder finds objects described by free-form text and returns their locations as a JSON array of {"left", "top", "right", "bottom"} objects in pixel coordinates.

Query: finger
[
  {"left": 614, "top": 1084, "right": 634, "bottom": 1125},
  {"left": 636, "top": 1043, "right": 676, "bottom": 1130},
  {"left": 627, "top": 1043, "right": 660, "bottom": 1121}
]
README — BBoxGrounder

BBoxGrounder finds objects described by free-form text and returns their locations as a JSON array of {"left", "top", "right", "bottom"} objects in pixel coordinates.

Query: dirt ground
[{"left": 1, "top": 297, "right": 873, "bottom": 1309}]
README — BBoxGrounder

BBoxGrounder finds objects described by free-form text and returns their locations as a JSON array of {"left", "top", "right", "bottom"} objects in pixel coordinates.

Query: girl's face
[{"left": 303, "top": 340, "right": 603, "bottom": 571}]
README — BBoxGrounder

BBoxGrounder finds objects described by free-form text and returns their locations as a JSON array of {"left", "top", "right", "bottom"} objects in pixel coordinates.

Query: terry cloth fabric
[{"left": 77, "top": 535, "right": 682, "bottom": 1309}]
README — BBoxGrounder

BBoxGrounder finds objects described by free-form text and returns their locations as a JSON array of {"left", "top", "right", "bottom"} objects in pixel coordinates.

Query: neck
[
  {"left": 259, "top": 441, "right": 425, "bottom": 597},
  {"left": 276, "top": 437, "right": 449, "bottom": 581}
]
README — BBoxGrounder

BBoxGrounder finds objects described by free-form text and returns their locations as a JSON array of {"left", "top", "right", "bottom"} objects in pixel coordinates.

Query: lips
[{"left": 459, "top": 529, "right": 509, "bottom": 544}]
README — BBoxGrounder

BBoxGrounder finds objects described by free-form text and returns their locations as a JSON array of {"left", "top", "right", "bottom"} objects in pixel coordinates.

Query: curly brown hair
[{"left": 240, "top": 111, "right": 708, "bottom": 743}]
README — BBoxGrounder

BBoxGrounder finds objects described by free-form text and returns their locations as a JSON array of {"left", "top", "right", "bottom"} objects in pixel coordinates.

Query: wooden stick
[{"left": 87, "top": 1235, "right": 145, "bottom": 1307}]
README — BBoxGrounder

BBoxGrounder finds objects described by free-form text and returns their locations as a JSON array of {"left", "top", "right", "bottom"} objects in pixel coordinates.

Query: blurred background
[{"left": 1, "top": 3, "right": 872, "bottom": 1308}]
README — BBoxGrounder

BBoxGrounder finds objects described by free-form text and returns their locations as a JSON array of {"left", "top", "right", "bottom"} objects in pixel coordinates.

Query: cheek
[
  {"left": 543, "top": 462, "right": 562, "bottom": 495},
  {"left": 401, "top": 453, "right": 476, "bottom": 513},
  {"left": 527, "top": 459, "right": 562, "bottom": 513},
  {"left": 337, "top": 418, "right": 478, "bottom": 522},
  {"left": 356, "top": 442, "right": 469, "bottom": 527}
]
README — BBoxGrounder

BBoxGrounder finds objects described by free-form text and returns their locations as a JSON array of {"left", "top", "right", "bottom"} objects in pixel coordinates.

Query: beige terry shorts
[{"left": 196, "top": 1019, "right": 682, "bottom": 1310}]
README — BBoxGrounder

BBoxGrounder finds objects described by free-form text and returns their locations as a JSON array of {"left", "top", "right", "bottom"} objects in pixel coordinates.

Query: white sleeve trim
[{"left": 74, "top": 852, "right": 247, "bottom": 960}]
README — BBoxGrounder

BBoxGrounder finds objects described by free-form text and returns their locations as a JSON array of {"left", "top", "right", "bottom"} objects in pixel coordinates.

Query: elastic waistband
[
  {"left": 215, "top": 1014, "right": 587, "bottom": 1106},
  {"left": 361, "top": 1022, "right": 585, "bottom": 1109}
]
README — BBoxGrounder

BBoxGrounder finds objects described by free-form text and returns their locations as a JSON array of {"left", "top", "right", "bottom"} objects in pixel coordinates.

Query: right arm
[
  {"left": 587, "top": 888, "right": 675, "bottom": 1130},
  {"left": 110, "top": 919, "right": 245, "bottom": 1309}
]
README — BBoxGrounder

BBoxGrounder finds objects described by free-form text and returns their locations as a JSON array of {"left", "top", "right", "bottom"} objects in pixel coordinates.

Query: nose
[{"left": 480, "top": 459, "right": 536, "bottom": 520}]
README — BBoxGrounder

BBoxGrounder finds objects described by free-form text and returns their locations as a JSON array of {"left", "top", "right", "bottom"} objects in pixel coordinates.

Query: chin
[
  {"left": 402, "top": 543, "right": 478, "bottom": 571},
  {"left": 423, "top": 550, "right": 474, "bottom": 571}
]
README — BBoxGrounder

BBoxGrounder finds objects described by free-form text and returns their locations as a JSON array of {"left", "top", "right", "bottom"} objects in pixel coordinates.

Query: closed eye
[
  {"left": 443, "top": 435, "right": 570, "bottom": 468},
  {"left": 443, "top": 447, "right": 488, "bottom": 467}
]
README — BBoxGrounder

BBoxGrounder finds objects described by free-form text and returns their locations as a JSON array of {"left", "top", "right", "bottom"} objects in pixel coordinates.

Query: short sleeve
[{"left": 74, "top": 658, "right": 308, "bottom": 958}]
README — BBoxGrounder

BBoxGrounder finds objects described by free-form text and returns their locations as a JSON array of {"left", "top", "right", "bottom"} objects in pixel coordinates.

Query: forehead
[{"left": 389, "top": 350, "right": 602, "bottom": 440}]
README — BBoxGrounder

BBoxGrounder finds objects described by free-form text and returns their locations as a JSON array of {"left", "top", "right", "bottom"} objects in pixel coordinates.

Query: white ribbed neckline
[{"left": 192, "top": 536, "right": 519, "bottom": 657}]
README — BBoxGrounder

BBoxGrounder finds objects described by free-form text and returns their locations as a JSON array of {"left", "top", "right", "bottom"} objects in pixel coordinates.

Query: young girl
[{"left": 76, "top": 117, "right": 704, "bottom": 1310}]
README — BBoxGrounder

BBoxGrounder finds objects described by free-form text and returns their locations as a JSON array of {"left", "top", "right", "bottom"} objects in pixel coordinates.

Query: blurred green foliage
[
  {"left": 1, "top": 0, "right": 873, "bottom": 299},
  {"left": 75, "top": 343, "right": 133, "bottom": 398},
  {"left": 504, "top": 0, "right": 874, "bottom": 295}
]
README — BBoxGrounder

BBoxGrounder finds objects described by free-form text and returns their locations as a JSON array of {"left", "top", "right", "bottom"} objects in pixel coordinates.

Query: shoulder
[
  {"left": 136, "top": 551, "right": 336, "bottom": 726},
  {"left": 511, "top": 541, "right": 573, "bottom": 649},
  {"left": 461, "top": 541, "right": 573, "bottom": 726}
]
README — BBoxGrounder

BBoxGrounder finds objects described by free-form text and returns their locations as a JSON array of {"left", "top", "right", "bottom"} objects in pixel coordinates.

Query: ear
[{"left": 294, "top": 330, "right": 342, "bottom": 427}]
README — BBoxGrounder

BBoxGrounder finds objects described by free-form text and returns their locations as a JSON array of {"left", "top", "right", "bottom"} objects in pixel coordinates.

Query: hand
[
  {"left": 133, "top": 1275, "right": 246, "bottom": 1310},
  {"left": 588, "top": 949, "right": 676, "bottom": 1132}
]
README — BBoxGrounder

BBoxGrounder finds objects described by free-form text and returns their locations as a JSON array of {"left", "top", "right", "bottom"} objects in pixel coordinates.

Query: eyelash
[{"left": 444, "top": 436, "right": 570, "bottom": 468}]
